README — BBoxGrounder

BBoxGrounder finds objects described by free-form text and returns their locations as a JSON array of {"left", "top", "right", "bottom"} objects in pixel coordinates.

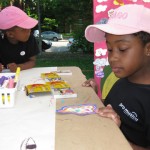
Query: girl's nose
[{"left": 108, "top": 51, "right": 119, "bottom": 63}]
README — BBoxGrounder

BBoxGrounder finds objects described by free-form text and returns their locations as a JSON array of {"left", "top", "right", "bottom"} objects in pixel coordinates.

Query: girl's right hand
[{"left": 97, "top": 104, "right": 121, "bottom": 127}]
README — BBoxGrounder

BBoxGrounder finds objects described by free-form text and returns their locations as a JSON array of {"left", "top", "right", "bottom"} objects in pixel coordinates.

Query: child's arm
[{"left": 7, "top": 56, "right": 36, "bottom": 72}]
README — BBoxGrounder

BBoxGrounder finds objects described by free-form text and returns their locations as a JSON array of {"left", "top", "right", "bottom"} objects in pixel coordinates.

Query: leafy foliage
[
  {"left": 69, "top": 25, "right": 94, "bottom": 54},
  {"left": 0, "top": 0, "right": 93, "bottom": 34},
  {"left": 42, "top": 18, "right": 57, "bottom": 31}
]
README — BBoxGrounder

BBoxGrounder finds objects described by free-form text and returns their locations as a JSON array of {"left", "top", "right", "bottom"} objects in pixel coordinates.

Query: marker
[
  {"left": 14, "top": 67, "right": 20, "bottom": 82},
  {"left": 2, "top": 93, "right": 5, "bottom": 104},
  {"left": 7, "top": 93, "right": 10, "bottom": 103},
  {"left": 14, "top": 67, "right": 20, "bottom": 86}
]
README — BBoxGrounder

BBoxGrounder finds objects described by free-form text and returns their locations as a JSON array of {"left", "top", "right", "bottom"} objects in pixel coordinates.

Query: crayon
[
  {"left": 2, "top": 79, "right": 9, "bottom": 88},
  {"left": 0, "top": 76, "right": 6, "bottom": 87},
  {"left": 8, "top": 78, "right": 14, "bottom": 88}
]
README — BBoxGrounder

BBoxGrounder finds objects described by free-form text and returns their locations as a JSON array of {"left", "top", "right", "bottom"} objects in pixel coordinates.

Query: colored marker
[
  {"left": 14, "top": 67, "right": 20, "bottom": 83},
  {"left": 2, "top": 93, "right": 5, "bottom": 104},
  {"left": 14, "top": 67, "right": 20, "bottom": 87},
  {"left": 7, "top": 93, "right": 10, "bottom": 103}
]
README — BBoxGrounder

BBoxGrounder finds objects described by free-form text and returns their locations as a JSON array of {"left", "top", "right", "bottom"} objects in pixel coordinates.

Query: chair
[{"left": 100, "top": 65, "right": 119, "bottom": 100}]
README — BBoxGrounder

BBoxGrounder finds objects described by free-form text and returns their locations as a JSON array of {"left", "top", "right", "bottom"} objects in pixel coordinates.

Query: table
[
  {"left": 0, "top": 67, "right": 132, "bottom": 150},
  {"left": 55, "top": 67, "right": 132, "bottom": 150}
]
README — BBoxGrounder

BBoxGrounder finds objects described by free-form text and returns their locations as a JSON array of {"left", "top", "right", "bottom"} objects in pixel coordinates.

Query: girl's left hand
[{"left": 97, "top": 104, "right": 121, "bottom": 127}]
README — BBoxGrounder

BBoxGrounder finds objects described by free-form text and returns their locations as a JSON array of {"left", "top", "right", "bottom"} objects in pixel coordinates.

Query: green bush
[{"left": 69, "top": 28, "right": 94, "bottom": 54}]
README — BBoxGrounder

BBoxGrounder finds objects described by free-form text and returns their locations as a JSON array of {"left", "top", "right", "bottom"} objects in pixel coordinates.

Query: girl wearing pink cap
[{"left": 84, "top": 4, "right": 150, "bottom": 150}]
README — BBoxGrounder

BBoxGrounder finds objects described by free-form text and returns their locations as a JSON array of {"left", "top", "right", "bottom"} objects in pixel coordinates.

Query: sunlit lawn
[{"left": 36, "top": 51, "right": 94, "bottom": 79}]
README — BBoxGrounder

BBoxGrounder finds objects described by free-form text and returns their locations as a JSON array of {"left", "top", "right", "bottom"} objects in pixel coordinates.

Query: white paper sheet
[
  {"left": 0, "top": 93, "right": 56, "bottom": 149},
  {"left": 0, "top": 67, "right": 57, "bottom": 150}
]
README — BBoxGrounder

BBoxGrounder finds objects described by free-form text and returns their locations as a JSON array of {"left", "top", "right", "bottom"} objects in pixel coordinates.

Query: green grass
[{"left": 36, "top": 51, "right": 94, "bottom": 79}]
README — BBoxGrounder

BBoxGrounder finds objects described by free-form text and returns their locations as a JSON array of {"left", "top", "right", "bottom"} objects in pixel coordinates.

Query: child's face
[
  {"left": 7, "top": 27, "right": 31, "bottom": 42},
  {"left": 106, "top": 33, "right": 147, "bottom": 79}
]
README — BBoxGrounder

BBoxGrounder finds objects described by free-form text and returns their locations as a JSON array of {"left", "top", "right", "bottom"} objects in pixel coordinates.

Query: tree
[
  {"left": 0, "top": 0, "right": 93, "bottom": 33},
  {"left": 49, "top": 0, "right": 93, "bottom": 33}
]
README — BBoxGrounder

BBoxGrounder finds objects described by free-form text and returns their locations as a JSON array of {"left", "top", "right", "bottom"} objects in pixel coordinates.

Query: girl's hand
[
  {"left": 97, "top": 104, "right": 121, "bottom": 127},
  {"left": 82, "top": 78, "right": 98, "bottom": 93}
]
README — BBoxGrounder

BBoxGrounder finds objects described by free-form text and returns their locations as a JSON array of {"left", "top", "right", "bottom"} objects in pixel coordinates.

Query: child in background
[
  {"left": 85, "top": 4, "right": 150, "bottom": 150},
  {"left": 0, "top": 6, "right": 40, "bottom": 72}
]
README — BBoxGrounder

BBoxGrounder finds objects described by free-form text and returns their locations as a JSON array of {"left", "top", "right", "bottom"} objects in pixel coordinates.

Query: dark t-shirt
[
  {"left": 0, "top": 34, "right": 40, "bottom": 68},
  {"left": 104, "top": 78, "right": 150, "bottom": 147}
]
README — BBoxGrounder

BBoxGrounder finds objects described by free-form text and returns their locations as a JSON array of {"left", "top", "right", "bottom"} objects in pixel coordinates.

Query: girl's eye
[
  {"left": 119, "top": 48, "right": 128, "bottom": 51},
  {"left": 107, "top": 49, "right": 112, "bottom": 52}
]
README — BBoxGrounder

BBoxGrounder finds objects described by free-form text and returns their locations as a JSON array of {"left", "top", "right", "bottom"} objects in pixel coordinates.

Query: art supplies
[
  {"left": 25, "top": 71, "right": 77, "bottom": 99},
  {"left": 0, "top": 75, "right": 15, "bottom": 88},
  {"left": 52, "top": 88, "right": 77, "bottom": 99},
  {"left": 56, "top": 104, "right": 97, "bottom": 115},
  {"left": 0, "top": 73, "right": 19, "bottom": 108},
  {"left": 0, "top": 76, "right": 6, "bottom": 87},
  {"left": 8, "top": 78, "right": 14, "bottom": 88},
  {"left": 1, "top": 79, "right": 9, "bottom": 88},
  {"left": 14, "top": 67, "right": 20, "bottom": 83},
  {"left": 41, "top": 72, "right": 77, "bottom": 99},
  {"left": 47, "top": 80, "right": 77, "bottom": 99},
  {"left": 47, "top": 80, "right": 70, "bottom": 89},
  {"left": 56, "top": 70, "right": 72, "bottom": 75},
  {"left": 41, "top": 72, "right": 61, "bottom": 81},
  {"left": 25, "top": 84, "right": 51, "bottom": 96}
]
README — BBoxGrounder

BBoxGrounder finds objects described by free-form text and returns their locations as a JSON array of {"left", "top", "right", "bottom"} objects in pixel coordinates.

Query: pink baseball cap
[
  {"left": 0, "top": 6, "right": 38, "bottom": 30},
  {"left": 85, "top": 4, "right": 150, "bottom": 43}
]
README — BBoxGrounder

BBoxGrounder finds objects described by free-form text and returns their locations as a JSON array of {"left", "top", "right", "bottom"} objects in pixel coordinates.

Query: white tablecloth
[{"left": 0, "top": 67, "right": 57, "bottom": 150}]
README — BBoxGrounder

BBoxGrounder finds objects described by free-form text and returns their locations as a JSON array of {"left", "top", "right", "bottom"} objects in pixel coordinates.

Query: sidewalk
[{"left": 45, "top": 40, "right": 69, "bottom": 52}]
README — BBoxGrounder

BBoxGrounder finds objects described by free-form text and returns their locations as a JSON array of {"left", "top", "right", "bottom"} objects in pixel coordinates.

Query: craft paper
[{"left": 56, "top": 104, "right": 97, "bottom": 115}]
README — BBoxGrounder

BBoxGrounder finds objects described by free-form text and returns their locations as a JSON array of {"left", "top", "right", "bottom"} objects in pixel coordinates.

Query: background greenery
[
  {"left": 0, "top": 0, "right": 93, "bottom": 33},
  {"left": 36, "top": 52, "right": 94, "bottom": 79}
]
